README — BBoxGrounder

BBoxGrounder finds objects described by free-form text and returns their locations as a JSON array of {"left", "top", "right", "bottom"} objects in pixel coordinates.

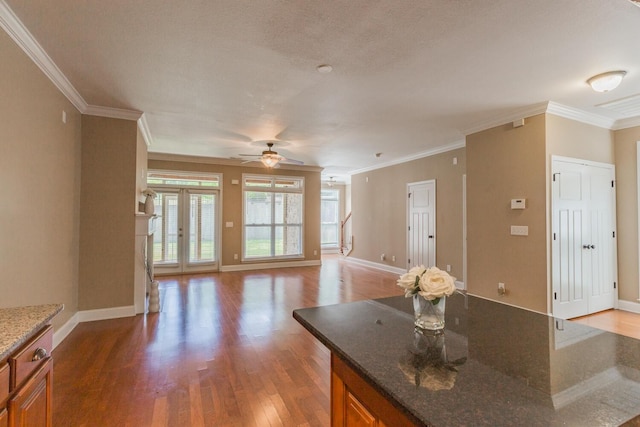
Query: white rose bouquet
[{"left": 397, "top": 265, "right": 456, "bottom": 304}]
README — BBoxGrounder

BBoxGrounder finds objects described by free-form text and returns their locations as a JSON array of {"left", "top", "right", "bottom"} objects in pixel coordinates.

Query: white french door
[
  {"left": 153, "top": 188, "right": 219, "bottom": 274},
  {"left": 551, "top": 157, "right": 617, "bottom": 319},
  {"left": 407, "top": 180, "right": 436, "bottom": 268}
]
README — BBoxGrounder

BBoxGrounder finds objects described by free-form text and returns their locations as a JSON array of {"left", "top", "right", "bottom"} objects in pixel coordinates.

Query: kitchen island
[
  {"left": 293, "top": 293, "right": 640, "bottom": 426},
  {"left": 0, "top": 304, "right": 62, "bottom": 426}
]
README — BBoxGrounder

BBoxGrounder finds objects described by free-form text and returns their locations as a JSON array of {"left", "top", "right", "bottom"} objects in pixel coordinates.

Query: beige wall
[
  {"left": 0, "top": 30, "right": 81, "bottom": 328},
  {"left": 148, "top": 157, "right": 322, "bottom": 266},
  {"left": 79, "top": 116, "right": 139, "bottom": 310},
  {"left": 546, "top": 114, "right": 615, "bottom": 163},
  {"left": 350, "top": 148, "right": 466, "bottom": 279},
  {"left": 614, "top": 126, "right": 640, "bottom": 302},
  {"left": 467, "top": 114, "right": 547, "bottom": 312}
]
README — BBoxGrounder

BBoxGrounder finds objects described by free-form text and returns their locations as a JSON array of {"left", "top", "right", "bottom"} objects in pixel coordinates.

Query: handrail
[{"left": 340, "top": 212, "right": 353, "bottom": 256}]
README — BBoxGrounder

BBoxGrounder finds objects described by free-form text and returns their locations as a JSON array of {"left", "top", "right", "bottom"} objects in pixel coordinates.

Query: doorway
[
  {"left": 152, "top": 188, "right": 220, "bottom": 274},
  {"left": 407, "top": 180, "right": 436, "bottom": 268},
  {"left": 551, "top": 156, "right": 617, "bottom": 319}
]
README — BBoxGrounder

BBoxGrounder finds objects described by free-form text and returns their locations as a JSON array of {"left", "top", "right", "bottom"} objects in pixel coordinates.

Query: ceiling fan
[{"left": 239, "top": 141, "right": 304, "bottom": 168}]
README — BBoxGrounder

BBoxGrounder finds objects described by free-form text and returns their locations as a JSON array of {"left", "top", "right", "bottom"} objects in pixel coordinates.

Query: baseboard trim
[
  {"left": 53, "top": 312, "right": 79, "bottom": 350},
  {"left": 618, "top": 299, "right": 640, "bottom": 314},
  {"left": 344, "top": 257, "right": 406, "bottom": 275},
  {"left": 52, "top": 305, "right": 136, "bottom": 350},
  {"left": 77, "top": 305, "right": 136, "bottom": 322},
  {"left": 219, "top": 259, "right": 321, "bottom": 272}
]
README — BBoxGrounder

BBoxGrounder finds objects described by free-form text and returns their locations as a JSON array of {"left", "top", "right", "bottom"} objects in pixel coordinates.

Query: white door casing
[
  {"left": 407, "top": 180, "right": 436, "bottom": 269},
  {"left": 551, "top": 157, "right": 617, "bottom": 319}
]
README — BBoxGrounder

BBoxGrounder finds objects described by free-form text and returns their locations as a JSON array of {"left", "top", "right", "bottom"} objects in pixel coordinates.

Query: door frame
[
  {"left": 153, "top": 187, "right": 221, "bottom": 274},
  {"left": 406, "top": 179, "right": 436, "bottom": 269}
]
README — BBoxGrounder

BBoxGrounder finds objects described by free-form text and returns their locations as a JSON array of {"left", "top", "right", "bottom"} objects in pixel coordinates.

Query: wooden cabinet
[
  {"left": 331, "top": 353, "right": 416, "bottom": 427},
  {"left": 0, "top": 325, "right": 53, "bottom": 427},
  {"left": 8, "top": 359, "right": 51, "bottom": 427}
]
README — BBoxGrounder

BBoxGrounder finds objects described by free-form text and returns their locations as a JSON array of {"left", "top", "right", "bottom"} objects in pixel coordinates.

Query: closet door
[{"left": 552, "top": 157, "right": 616, "bottom": 319}]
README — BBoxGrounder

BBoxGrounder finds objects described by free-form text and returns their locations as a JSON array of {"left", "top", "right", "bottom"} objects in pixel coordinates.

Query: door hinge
[
  {"left": 613, "top": 231, "right": 616, "bottom": 238},
  {"left": 408, "top": 259, "right": 411, "bottom": 264},
  {"left": 408, "top": 226, "right": 411, "bottom": 231},
  {"left": 554, "top": 292, "right": 557, "bottom": 300},
  {"left": 553, "top": 173, "right": 560, "bottom": 182},
  {"left": 614, "top": 282, "right": 617, "bottom": 289},
  {"left": 612, "top": 180, "right": 615, "bottom": 188},
  {"left": 553, "top": 232, "right": 556, "bottom": 240},
  {"left": 408, "top": 193, "right": 411, "bottom": 198}
]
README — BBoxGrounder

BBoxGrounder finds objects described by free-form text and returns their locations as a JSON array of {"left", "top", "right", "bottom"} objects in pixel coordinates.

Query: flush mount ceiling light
[
  {"left": 327, "top": 176, "right": 335, "bottom": 187},
  {"left": 587, "top": 70, "right": 627, "bottom": 92}
]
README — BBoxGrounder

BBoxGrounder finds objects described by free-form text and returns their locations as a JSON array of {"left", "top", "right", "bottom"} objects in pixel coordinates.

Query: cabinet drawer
[
  {"left": 9, "top": 325, "right": 52, "bottom": 391},
  {"left": 0, "top": 363, "right": 8, "bottom": 404}
]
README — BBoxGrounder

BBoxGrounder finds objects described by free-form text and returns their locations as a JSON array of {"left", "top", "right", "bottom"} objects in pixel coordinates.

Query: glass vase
[{"left": 413, "top": 294, "right": 446, "bottom": 331}]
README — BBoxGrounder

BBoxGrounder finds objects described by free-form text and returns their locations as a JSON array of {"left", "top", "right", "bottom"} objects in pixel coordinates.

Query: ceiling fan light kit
[
  {"left": 587, "top": 70, "right": 627, "bottom": 92},
  {"left": 239, "top": 141, "right": 304, "bottom": 168}
]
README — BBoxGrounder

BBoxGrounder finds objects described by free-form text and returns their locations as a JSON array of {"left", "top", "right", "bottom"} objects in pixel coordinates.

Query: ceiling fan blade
[
  {"left": 238, "top": 154, "right": 261, "bottom": 157},
  {"left": 280, "top": 157, "right": 304, "bottom": 165}
]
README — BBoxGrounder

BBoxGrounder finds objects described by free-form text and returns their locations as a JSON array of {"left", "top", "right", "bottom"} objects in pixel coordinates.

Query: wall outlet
[
  {"left": 233, "top": 254, "right": 238, "bottom": 260},
  {"left": 446, "top": 264, "right": 451, "bottom": 272},
  {"left": 498, "top": 282, "right": 506, "bottom": 296},
  {"left": 314, "top": 250, "right": 318, "bottom": 256},
  {"left": 380, "top": 253, "right": 386, "bottom": 261},
  {"left": 392, "top": 255, "right": 396, "bottom": 262}
]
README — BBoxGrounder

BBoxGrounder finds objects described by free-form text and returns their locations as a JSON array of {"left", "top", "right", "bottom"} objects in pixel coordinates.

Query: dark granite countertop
[{"left": 293, "top": 293, "right": 640, "bottom": 426}]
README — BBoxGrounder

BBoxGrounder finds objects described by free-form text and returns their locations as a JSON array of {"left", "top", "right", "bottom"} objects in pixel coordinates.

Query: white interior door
[
  {"left": 407, "top": 180, "right": 436, "bottom": 268},
  {"left": 552, "top": 157, "right": 616, "bottom": 319},
  {"left": 153, "top": 188, "right": 219, "bottom": 274}
]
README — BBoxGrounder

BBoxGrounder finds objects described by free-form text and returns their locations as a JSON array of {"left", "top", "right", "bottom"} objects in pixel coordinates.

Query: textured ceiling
[{"left": 4, "top": 0, "right": 640, "bottom": 178}]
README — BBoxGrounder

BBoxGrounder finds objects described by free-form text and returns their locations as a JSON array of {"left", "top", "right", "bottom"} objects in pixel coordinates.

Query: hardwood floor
[
  {"left": 571, "top": 309, "right": 640, "bottom": 340},
  {"left": 51, "top": 257, "right": 640, "bottom": 426},
  {"left": 51, "top": 256, "right": 404, "bottom": 426}
]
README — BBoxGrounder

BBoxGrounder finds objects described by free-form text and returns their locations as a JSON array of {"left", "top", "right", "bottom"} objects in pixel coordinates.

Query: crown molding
[
  {"left": 138, "top": 114, "right": 153, "bottom": 147},
  {"left": 0, "top": 0, "right": 144, "bottom": 122},
  {"left": 349, "top": 139, "right": 466, "bottom": 176},
  {"left": 462, "top": 102, "right": 549, "bottom": 136},
  {"left": 611, "top": 115, "right": 640, "bottom": 130},
  {"left": 83, "top": 104, "right": 142, "bottom": 121},
  {"left": 148, "top": 152, "right": 324, "bottom": 172},
  {"left": 0, "top": 0, "right": 87, "bottom": 111},
  {"left": 546, "top": 101, "right": 617, "bottom": 129}
]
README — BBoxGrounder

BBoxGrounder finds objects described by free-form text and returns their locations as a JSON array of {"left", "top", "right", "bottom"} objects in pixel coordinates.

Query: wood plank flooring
[
  {"left": 51, "top": 256, "right": 640, "bottom": 426},
  {"left": 52, "top": 256, "right": 404, "bottom": 426}
]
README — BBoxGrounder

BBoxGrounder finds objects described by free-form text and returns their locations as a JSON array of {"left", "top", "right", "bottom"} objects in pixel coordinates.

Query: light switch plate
[{"left": 511, "top": 225, "right": 528, "bottom": 236}]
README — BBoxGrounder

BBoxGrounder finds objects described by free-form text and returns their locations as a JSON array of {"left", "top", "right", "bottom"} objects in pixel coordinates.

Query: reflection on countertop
[{"left": 294, "top": 293, "right": 640, "bottom": 426}]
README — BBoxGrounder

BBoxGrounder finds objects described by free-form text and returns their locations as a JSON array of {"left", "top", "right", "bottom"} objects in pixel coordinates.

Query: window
[
  {"left": 321, "top": 189, "right": 340, "bottom": 248},
  {"left": 243, "top": 175, "right": 304, "bottom": 260},
  {"left": 147, "top": 171, "right": 220, "bottom": 188}
]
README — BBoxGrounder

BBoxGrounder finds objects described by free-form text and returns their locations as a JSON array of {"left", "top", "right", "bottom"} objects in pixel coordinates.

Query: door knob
[
  {"left": 590, "top": 245, "right": 595, "bottom": 249},
  {"left": 583, "top": 245, "right": 590, "bottom": 249}
]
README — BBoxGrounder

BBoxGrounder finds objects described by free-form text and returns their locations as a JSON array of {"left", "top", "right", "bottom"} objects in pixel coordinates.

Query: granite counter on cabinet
[
  {"left": 293, "top": 294, "right": 640, "bottom": 426},
  {"left": 0, "top": 304, "right": 63, "bottom": 362}
]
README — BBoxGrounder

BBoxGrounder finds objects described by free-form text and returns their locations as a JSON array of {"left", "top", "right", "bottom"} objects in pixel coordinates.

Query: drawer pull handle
[{"left": 32, "top": 347, "right": 48, "bottom": 361}]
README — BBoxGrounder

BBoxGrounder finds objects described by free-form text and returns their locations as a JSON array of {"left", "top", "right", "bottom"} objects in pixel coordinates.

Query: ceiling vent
[{"left": 596, "top": 94, "right": 640, "bottom": 117}]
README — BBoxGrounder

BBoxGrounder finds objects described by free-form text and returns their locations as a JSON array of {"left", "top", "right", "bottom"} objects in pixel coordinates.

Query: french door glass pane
[
  {"left": 189, "top": 193, "right": 216, "bottom": 263},
  {"left": 153, "top": 192, "right": 179, "bottom": 263}
]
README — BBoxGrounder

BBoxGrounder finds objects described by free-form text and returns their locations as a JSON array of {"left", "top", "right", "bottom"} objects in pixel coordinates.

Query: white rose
[
  {"left": 397, "top": 265, "right": 426, "bottom": 297},
  {"left": 418, "top": 267, "right": 456, "bottom": 300}
]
